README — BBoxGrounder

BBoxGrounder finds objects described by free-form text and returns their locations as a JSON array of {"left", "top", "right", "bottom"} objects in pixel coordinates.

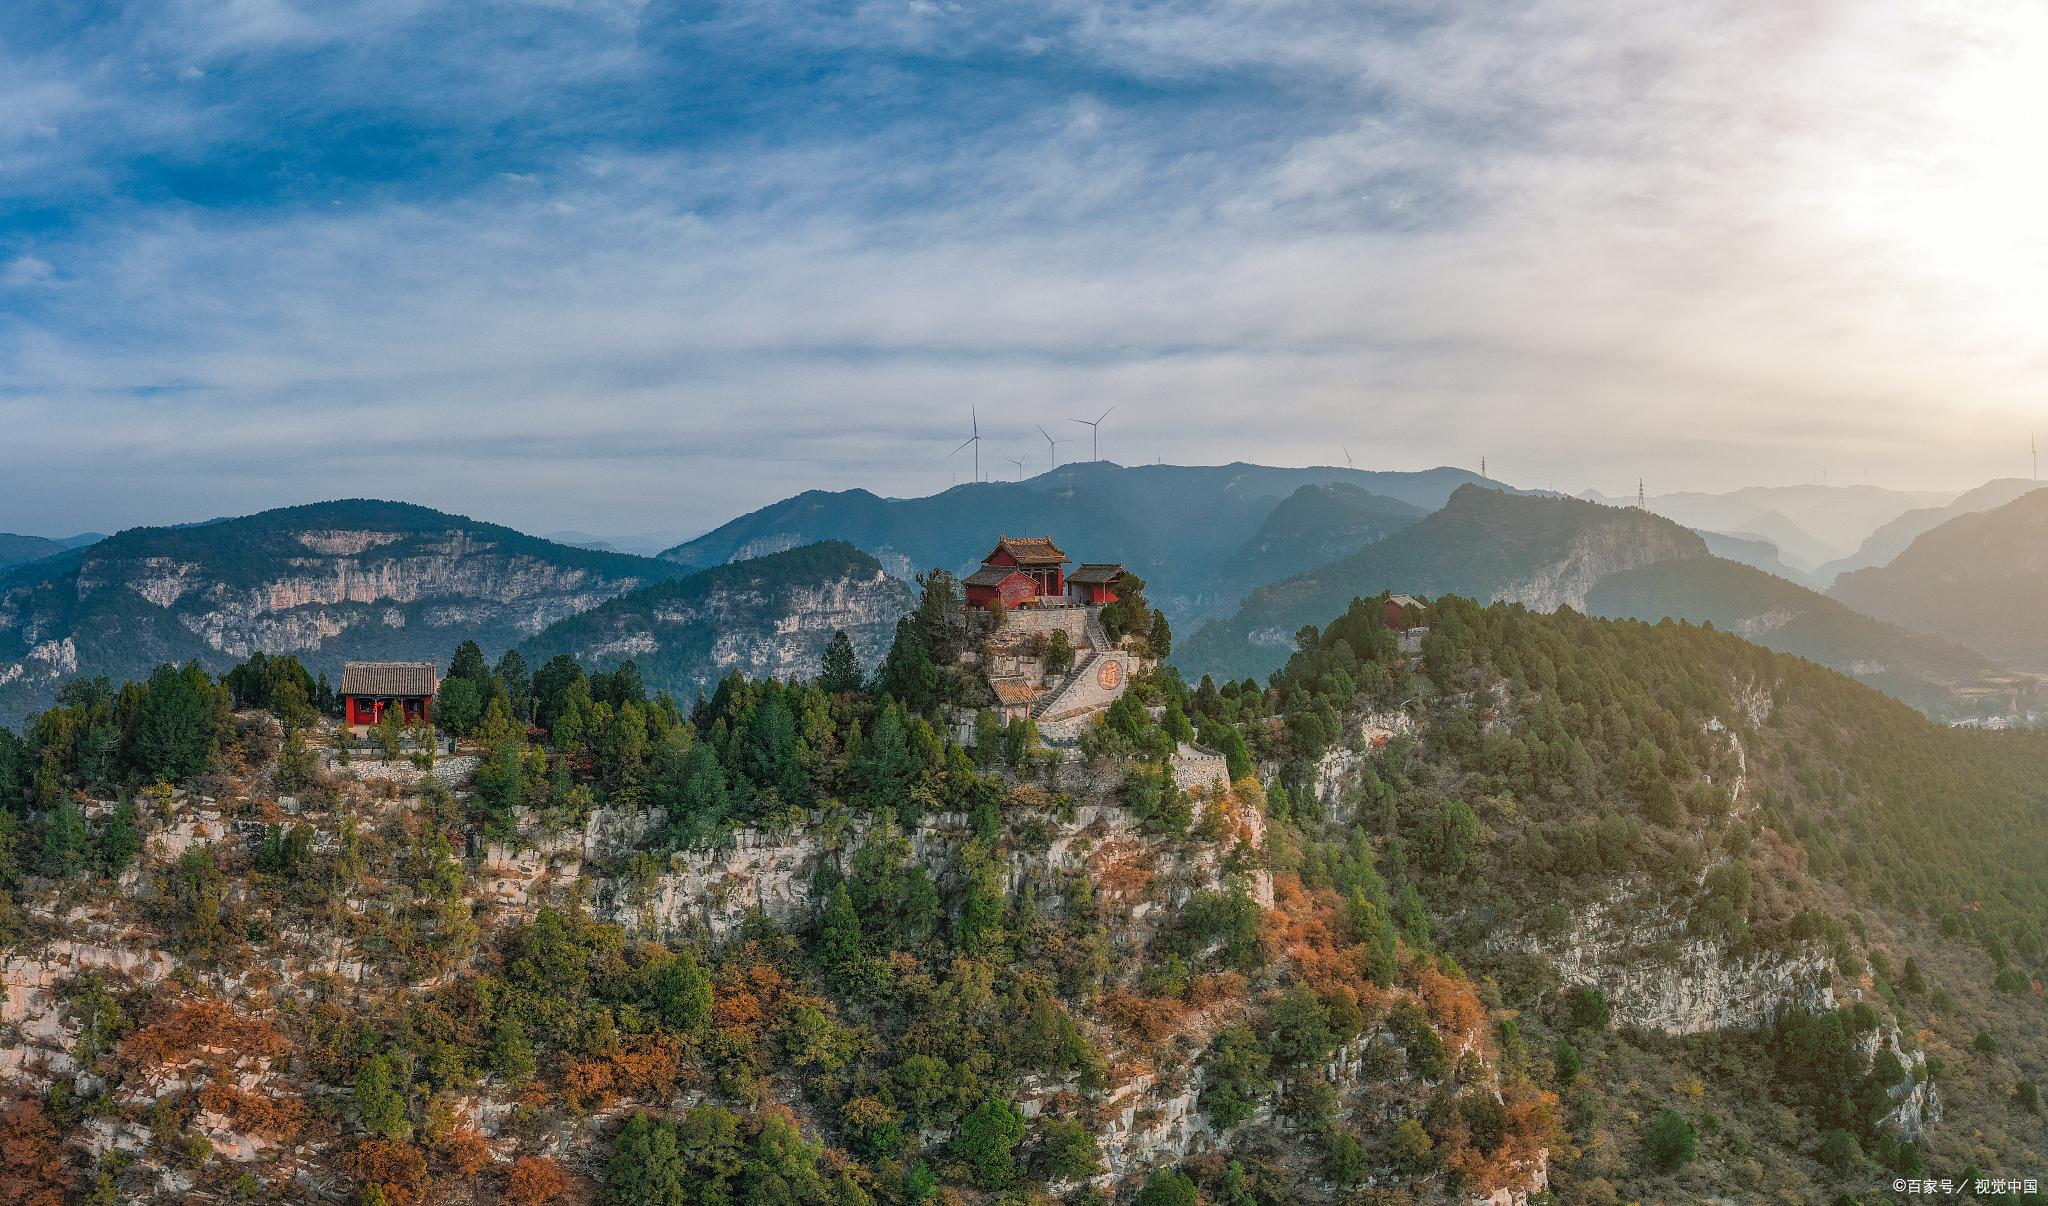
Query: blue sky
[{"left": 3, "top": 0, "right": 2044, "bottom": 539}]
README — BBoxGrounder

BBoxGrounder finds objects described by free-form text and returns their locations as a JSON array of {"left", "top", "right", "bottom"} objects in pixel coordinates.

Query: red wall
[{"left": 345, "top": 696, "right": 431, "bottom": 726}]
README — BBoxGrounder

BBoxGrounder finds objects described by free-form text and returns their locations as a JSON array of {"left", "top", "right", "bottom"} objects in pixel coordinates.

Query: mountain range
[
  {"left": 1815, "top": 477, "right": 2045, "bottom": 585},
  {"left": 522, "top": 541, "right": 913, "bottom": 698},
  {"left": 1584, "top": 482, "right": 1954, "bottom": 565},
  {"left": 1177, "top": 486, "right": 1990, "bottom": 708},
  {"left": 0, "top": 531, "right": 103, "bottom": 571},
  {"left": 1829, "top": 486, "right": 2048, "bottom": 673},
  {"left": 660, "top": 461, "right": 1511, "bottom": 620},
  {"left": 0, "top": 501, "right": 694, "bottom": 722},
  {"left": 2, "top": 467, "right": 2035, "bottom": 723}
]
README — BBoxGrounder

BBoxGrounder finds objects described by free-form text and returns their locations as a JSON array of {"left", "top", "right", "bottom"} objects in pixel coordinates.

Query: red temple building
[
  {"left": 963, "top": 535, "right": 1126, "bottom": 611},
  {"left": 342, "top": 661, "right": 439, "bottom": 730},
  {"left": 1066, "top": 563, "right": 1126, "bottom": 605}
]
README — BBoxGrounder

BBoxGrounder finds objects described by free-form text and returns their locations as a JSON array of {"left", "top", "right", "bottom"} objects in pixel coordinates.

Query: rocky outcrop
[
  {"left": 522, "top": 541, "right": 913, "bottom": 697},
  {"left": 1525, "top": 884, "right": 1835, "bottom": 1035},
  {"left": 0, "top": 500, "right": 676, "bottom": 720},
  {"left": 1496, "top": 518, "right": 1702, "bottom": 614}
]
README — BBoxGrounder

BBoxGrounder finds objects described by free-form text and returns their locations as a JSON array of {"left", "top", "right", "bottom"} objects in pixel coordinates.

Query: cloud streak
[{"left": 2, "top": 0, "right": 2044, "bottom": 537}]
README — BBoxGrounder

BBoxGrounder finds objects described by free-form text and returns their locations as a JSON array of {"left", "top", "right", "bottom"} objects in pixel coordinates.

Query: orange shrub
[
  {"left": 345, "top": 1139, "right": 430, "bottom": 1206},
  {"left": 197, "top": 1083, "right": 309, "bottom": 1142},
  {"left": 503, "top": 1155, "right": 569, "bottom": 1205}
]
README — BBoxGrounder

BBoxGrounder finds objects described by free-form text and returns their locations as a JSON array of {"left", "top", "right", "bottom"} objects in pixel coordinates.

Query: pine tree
[
  {"left": 817, "top": 883, "right": 863, "bottom": 983},
  {"left": 820, "top": 630, "right": 864, "bottom": 694}
]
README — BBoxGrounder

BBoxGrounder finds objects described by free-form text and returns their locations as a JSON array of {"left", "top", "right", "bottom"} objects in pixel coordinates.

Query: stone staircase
[
  {"left": 1032, "top": 648, "right": 1100, "bottom": 720},
  {"left": 1084, "top": 613, "right": 1113, "bottom": 652}
]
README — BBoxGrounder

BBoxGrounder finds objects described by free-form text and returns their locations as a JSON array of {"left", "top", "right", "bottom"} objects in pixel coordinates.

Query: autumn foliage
[
  {"left": 0, "top": 1099, "right": 71, "bottom": 1206},
  {"left": 503, "top": 1155, "right": 570, "bottom": 1205}
]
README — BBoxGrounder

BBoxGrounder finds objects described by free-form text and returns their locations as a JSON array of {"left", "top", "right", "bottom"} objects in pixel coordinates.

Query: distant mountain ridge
[
  {"left": 661, "top": 460, "right": 1513, "bottom": 621},
  {"left": 1816, "top": 478, "right": 2045, "bottom": 585},
  {"left": 523, "top": 541, "right": 913, "bottom": 698},
  {"left": 0, "top": 499, "right": 694, "bottom": 721},
  {"left": 1584, "top": 482, "right": 1952, "bottom": 564},
  {"left": 1588, "top": 558, "right": 1989, "bottom": 712},
  {"left": 1180, "top": 486, "right": 1988, "bottom": 708},
  {"left": 1828, "top": 487, "right": 2048, "bottom": 673},
  {"left": 1181, "top": 487, "right": 1704, "bottom": 681}
]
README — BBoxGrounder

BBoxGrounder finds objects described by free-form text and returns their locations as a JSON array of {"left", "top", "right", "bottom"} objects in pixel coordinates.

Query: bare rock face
[
  {"left": 1495, "top": 516, "right": 1703, "bottom": 614},
  {"left": 523, "top": 544, "right": 914, "bottom": 696},
  {"left": 0, "top": 501, "right": 671, "bottom": 719},
  {"left": 1533, "top": 884, "right": 1837, "bottom": 1034}
]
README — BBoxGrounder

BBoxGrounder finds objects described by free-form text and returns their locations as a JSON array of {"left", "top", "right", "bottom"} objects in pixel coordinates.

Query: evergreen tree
[
  {"left": 1644, "top": 1109, "right": 1698, "bottom": 1170},
  {"left": 37, "top": 798, "right": 90, "bottom": 877},
  {"left": 493, "top": 649, "right": 532, "bottom": 721},
  {"left": 132, "top": 663, "right": 218, "bottom": 784},
  {"left": 817, "top": 882, "right": 863, "bottom": 984},
  {"left": 99, "top": 800, "right": 142, "bottom": 875},
  {"left": 955, "top": 1099, "right": 1026, "bottom": 1189},
  {"left": 354, "top": 1055, "right": 410, "bottom": 1140},
  {"left": 447, "top": 639, "right": 490, "bottom": 687},
  {"left": 819, "top": 630, "right": 864, "bottom": 694}
]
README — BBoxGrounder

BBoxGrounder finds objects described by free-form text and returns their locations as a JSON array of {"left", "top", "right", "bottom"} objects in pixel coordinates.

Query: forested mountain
[
  {"left": 660, "top": 462, "right": 1506, "bottom": 619},
  {"left": 0, "top": 499, "right": 692, "bottom": 723},
  {"left": 2, "top": 571, "right": 2042, "bottom": 1205},
  {"left": 1178, "top": 487, "right": 1704, "bottom": 681},
  {"left": 1722, "top": 511, "right": 1834, "bottom": 573},
  {"left": 1208, "top": 483, "right": 1426, "bottom": 606},
  {"left": 1181, "top": 488, "right": 1990, "bottom": 709},
  {"left": 1587, "top": 556, "right": 1991, "bottom": 712},
  {"left": 1829, "top": 487, "right": 2048, "bottom": 672},
  {"left": 1817, "top": 478, "right": 2046, "bottom": 585},
  {"left": 0, "top": 533, "right": 69, "bottom": 570},
  {"left": 523, "top": 541, "right": 915, "bottom": 699},
  {"left": 1696, "top": 529, "right": 1813, "bottom": 585}
]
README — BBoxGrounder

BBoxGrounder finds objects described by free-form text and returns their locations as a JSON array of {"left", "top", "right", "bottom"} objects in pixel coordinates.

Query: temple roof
[
  {"left": 1067, "top": 563, "right": 1125, "bottom": 584},
  {"left": 341, "top": 661, "right": 439, "bottom": 697},
  {"left": 988, "top": 535, "right": 1069, "bottom": 566},
  {"left": 965, "top": 565, "right": 1033, "bottom": 588},
  {"left": 989, "top": 679, "right": 1042, "bottom": 706}
]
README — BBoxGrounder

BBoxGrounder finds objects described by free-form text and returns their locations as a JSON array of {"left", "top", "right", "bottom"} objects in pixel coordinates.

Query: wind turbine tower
[
  {"left": 951, "top": 406, "right": 983, "bottom": 483},
  {"left": 1037, "top": 425, "right": 1067, "bottom": 470},
  {"left": 1070, "top": 406, "right": 1115, "bottom": 461}
]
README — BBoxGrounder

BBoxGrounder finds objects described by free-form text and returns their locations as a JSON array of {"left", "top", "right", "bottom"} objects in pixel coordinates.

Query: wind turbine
[
  {"left": 1037, "top": 424, "right": 1067, "bottom": 470},
  {"left": 1006, "top": 454, "right": 1027, "bottom": 481},
  {"left": 1070, "top": 406, "right": 1115, "bottom": 461},
  {"left": 951, "top": 406, "right": 982, "bottom": 483},
  {"left": 1341, "top": 445, "right": 1354, "bottom": 469}
]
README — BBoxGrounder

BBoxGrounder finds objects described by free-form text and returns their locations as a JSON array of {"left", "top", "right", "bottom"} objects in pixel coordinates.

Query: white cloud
[{"left": 2, "top": 0, "right": 2044, "bottom": 537}]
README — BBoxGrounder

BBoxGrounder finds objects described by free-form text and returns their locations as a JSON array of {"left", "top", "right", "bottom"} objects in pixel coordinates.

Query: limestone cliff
[
  {"left": 521, "top": 540, "right": 914, "bottom": 697},
  {"left": 0, "top": 499, "right": 684, "bottom": 720}
]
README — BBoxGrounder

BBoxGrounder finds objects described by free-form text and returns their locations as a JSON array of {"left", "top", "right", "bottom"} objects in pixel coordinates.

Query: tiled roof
[
  {"left": 966, "top": 565, "right": 1032, "bottom": 588},
  {"left": 989, "top": 679, "right": 1041, "bottom": 705},
  {"left": 991, "top": 535, "right": 1069, "bottom": 565},
  {"left": 1067, "top": 562, "right": 1125, "bottom": 584},
  {"left": 341, "top": 661, "right": 439, "bottom": 697}
]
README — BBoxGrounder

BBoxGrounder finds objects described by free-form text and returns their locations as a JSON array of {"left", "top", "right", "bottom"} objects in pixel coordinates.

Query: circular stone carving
[{"left": 1097, "top": 659, "right": 1124, "bottom": 691}]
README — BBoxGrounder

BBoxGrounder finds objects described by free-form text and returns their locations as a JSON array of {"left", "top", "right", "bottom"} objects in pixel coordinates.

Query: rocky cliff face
[
  {"left": 1521, "top": 882, "right": 1836, "bottom": 1035},
  {"left": 521, "top": 541, "right": 914, "bottom": 697},
  {"left": 0, "top": 500, "right": 680, "bottom": 719},
  {"left": 1496, "top": 517, "right": 1703, "bottom": 614}
]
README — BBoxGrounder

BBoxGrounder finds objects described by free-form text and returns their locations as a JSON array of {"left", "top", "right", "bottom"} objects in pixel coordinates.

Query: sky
[{"left": 2, "top": 0, "right": 2045, "bottom": 540}]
